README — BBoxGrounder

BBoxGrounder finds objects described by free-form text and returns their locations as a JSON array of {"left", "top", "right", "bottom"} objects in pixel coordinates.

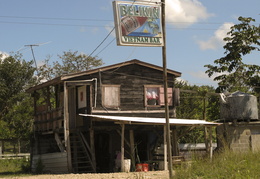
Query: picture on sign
[{"left": 113, "top": 1, "right": 163, "bottom": 47}]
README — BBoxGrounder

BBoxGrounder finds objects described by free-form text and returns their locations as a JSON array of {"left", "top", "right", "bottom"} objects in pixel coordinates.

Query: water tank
[{"left": 220, "top": 91, "right": 259, "bottom": 121}]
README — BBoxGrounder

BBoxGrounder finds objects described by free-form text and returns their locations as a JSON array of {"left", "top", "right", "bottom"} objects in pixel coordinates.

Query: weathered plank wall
[
  {"left": 69, "top": 64, "right": 175, "bottom": 113},
  {"left": 32, "top": 152, "right": 68, "bottom": 174}
]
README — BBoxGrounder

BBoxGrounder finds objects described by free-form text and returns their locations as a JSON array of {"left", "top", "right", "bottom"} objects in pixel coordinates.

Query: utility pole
[
  {"left": 161, "top": 0, "right": 173, "bottom": 178},
  {"left": 25, "top": 44, "right": 39, "bottom": 74}
]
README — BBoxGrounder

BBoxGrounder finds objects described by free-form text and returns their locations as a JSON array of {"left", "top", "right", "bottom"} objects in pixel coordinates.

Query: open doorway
[{"left": 95, "top": 132, "right": 110, "bottom": 173}]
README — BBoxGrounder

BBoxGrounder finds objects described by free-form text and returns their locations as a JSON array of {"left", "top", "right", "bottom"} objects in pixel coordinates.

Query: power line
[
  {"left": 0, "top": 21, "right": 108, "bottom": 27},
  {"left": 2, "top": 15, "right": 258, "bottom": 25},
  {"left": 0, "top": 20, "right": 233, "bottom": 31},
  {"left": 95, "top": 38, "right": 116, "bottom": 57},
  {"left": 0, "top": 15, "right": 112, "bottom": 22},
  {"left": 87, "top": 27, "right": 115, "bottom": 58}
]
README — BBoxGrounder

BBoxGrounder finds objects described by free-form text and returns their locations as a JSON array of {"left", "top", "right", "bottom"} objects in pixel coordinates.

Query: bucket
[
  {"left": 123, "top": 159, "right": 131, "bottom": 172},
  {"left": 142, "top": 163, "right": 149, "bottom": 171},
  {"left": 136, "top": 163, "right": 149, "bottom": 172}
]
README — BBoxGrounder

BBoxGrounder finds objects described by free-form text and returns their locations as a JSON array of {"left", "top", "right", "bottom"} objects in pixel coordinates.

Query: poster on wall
[
  {"left": 78, "top": 86, "right": 86, "bottom": 109},
  {"left": 113, "top": 1, "right": 163, "bottom": 47}
]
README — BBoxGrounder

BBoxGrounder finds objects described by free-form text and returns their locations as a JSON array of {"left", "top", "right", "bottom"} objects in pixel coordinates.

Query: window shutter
[
  {"left": 159, "top": 87, "right": 173, "bottom": 106},
  {"left": 103, "top": 86, "right": 120, "bottom": 108}
]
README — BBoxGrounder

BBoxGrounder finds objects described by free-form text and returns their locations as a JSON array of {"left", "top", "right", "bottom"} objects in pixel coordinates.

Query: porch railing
[{"left": 34, "top": 107, "right": 64, "bottom": 132}]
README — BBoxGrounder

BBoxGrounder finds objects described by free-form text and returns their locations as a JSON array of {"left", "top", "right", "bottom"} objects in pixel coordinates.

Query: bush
[{"left": 0, "top": 158, "right": 30, "bottom": 174}]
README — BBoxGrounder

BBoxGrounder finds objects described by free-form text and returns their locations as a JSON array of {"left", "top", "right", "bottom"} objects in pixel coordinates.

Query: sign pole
[{"left": 161, "top": 0, "right": 173, "bottom": 178}]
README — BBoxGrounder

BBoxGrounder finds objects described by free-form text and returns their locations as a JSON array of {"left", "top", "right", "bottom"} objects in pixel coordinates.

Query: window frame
[{"left": 144, "top": 85, "right": 173, "bottom": 107}]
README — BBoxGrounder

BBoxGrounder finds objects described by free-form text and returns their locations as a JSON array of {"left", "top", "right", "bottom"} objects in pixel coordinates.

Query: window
[
  {"left": 102, "top": 85, "right": 120, "bottom": 108},
  {"left": 77, "top": 86, "right": 86, "bottom": 109},
  {"left": 144, "top": 85, "right": 172, "bottom": 106}
]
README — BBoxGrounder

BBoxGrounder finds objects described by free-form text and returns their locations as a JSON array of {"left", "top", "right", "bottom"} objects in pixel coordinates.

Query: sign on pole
[{"left": 113, "top": 1, "right": 163, "bottom": 47}]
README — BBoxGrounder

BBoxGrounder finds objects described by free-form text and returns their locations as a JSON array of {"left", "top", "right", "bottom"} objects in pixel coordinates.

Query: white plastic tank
[{"left": 220, "top": 91, "right": 259, "bottom": 121}]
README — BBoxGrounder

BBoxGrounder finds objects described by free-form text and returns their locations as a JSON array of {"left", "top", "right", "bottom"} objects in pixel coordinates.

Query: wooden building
[{"left": 27, "top": 59, "right": 218, "bottom": 173}]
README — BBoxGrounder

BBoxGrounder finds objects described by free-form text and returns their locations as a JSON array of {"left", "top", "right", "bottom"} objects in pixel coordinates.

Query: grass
[
  {"left": 1, "top": 150, "right": 260, "bottom": 178},
  {"left": 0, "top": 158, "right": 31, "bottom": 178},
  {"left": 174, "top": 150, "right": 260, "bottom": 179}
]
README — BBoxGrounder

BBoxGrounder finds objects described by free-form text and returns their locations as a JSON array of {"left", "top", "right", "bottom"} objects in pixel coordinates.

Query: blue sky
[{"left": 0, "top": 0, "right": 259, "bottom": 87}]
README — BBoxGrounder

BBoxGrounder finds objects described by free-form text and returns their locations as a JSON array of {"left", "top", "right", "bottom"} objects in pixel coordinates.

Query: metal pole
[
  {"left": 25, "top": 44, "right": 39, "bottom": 74},
  {"left": 161, "top": 0, "right": 173, "bottom": 178}
]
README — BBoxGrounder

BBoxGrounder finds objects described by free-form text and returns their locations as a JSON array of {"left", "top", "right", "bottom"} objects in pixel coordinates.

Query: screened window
[
  {"left": 145, "top": 85, "right": 172, "bottom": 106},
  {"left": 102, "top": 85, "right": 120, "bottom": 108}
]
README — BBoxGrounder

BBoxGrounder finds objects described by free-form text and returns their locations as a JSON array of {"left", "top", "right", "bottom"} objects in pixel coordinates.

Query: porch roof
[{"left": 79, "top": 114, "right": 220, "bottom": 126}]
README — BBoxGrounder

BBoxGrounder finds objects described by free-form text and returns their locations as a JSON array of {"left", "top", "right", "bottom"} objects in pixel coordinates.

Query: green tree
[
  {"left": 174, "top": 81, "right": 219, "bottom": 143},
  {"left": 0, "top": 53, "right": 36, "bottom": 141},
  {"left": 204, "top": 16, "right": 260, "bottom": 93},
  {"left": 175, "top": 81, "right": 219, "bottom": 121},
  {"left": 38, "top": 50, "right": 104, "bottom": 81}
]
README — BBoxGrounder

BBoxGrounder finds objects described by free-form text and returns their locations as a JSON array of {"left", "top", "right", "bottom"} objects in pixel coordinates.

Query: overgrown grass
[
  {"left": 0, "top": 158, "right": 31, "bottom": 178},
  {"left": 1, "top": 151, "right": 260, "bottom": 178},
  {"left": 175, "top": 150, "right": 260, "bottom": 179}
]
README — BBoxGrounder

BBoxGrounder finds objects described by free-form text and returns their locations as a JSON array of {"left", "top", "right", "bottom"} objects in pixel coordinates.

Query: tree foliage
[
  {"left": 174, "top": 81, "right": 219, "bottom": 143},
  {"left": 0, "top": 53, "right": 36, "bottom": 140},
  {"left": 204, "top": 16, "right": 260, "bottom": 93},
  {"left": 38, "top": 50, "right": 104, "bottom": 81}
]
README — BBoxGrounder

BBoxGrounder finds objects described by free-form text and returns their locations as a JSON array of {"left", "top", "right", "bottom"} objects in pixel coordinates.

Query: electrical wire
[
  {"left": 95, "top": 38, "right": 116, "bottom": 57},
  {"left": 0, "top": 20, "right": 235, "bottom": 31},
  {"left": 87, "top": 27, "right": 115, "bottom": 58},
  {"left": 0, "top": 15, "right": 258, "bottom": 25},
  {"left": 0, "top": 21, "right": 109, "bottom": 27},
  {"left": 0, "top": 15, "right": 112, "bottom": 22}
]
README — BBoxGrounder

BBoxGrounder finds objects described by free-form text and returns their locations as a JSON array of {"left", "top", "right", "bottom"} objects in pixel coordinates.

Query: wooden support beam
[
  {"left": 121, "top": 123, "right": 125, "bottom": 172},
  {"left": 116, "top": 130, "right": 130, "bottom": 148},
  {"left": 172, "top": 126, "right": 179, "bottom": 156},
  {"left": 64, "top": 82, "right": 72, "bottom": 172},
  {"left": 209, "top": 127, "right": 213, "bottom": 161},
  {"left": 129, "top": 130, "right": 135, "bottom": 171},
  {"left": 163, "top": 125, "right": 167, "bottom": 170},
  {"left": 90, "top": 129, "right": 96, "bottom": 171},
  {"left": 204, "top": 127, "right": 209, "bottom": 154},
  {"left": 0, "top": 141, "right": 2, "bottom": 155},
  {"left": 54, "top": 132, "right": 65, "bottom": 152}
]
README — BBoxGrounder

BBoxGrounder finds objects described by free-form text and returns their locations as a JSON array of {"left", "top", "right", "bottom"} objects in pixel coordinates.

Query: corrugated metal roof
[{"left": 79, "top": 114, "right": 220, "bottom": 126}]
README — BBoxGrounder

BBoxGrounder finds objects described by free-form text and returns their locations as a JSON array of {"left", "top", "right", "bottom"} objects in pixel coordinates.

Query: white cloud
[
  {"left": 165, "top": 0, "right": 213, "bottom": 28},
  {"left": 190, "top": 70, "right": 213, "bottom": 80},
  {"left": 91, "top": 27, "right": 99, "bottom": 34},
  {"left": 0, "top": 51, "right": 9, "bottom": 60},
  {"left": 197, "top": 22, "right": 234, "bottom": 50},
  {"left": 105, "top": 23, "right": 116, "bottom": 37},
  {"left": 189, "top": 70, "right": 230, "bottom": 86}
]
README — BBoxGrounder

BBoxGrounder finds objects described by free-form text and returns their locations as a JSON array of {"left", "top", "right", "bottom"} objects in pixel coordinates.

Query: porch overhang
[
  {"left": 79, "top": 114, "right": 220, "bottom": 172},
  {"left": 79, "top": 114, "right": 221, "bottom": 126}
]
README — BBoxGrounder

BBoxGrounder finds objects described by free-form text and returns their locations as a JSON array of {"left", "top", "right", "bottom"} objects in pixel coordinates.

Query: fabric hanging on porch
[{"left": 79, "top": 114, "right": 220, "bottom": 126}]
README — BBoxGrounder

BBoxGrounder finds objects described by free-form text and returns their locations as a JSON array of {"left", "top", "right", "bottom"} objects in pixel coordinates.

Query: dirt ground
[{"left": 12, "top": 171, "right": 170, "bottom": 179}]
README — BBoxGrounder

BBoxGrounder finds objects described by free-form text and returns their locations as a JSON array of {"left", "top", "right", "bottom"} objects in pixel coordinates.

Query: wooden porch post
[
  {"left": 129, "top": 130, "right": 135, "bottom": 171},
  {"left": 172, "top": 126, "right": 179, "bottom": 156},
  {"left": 0, "top": 140, "right": 2, "bottom": 155},
  {"left": 205, "top": 126, "right": 213, "bottom": 160},
  {"left": 121, "top": 123, "right": 125, "bottom": 172},
  {"left": 90, "top": 128, "right": 96, "bottom": 171},
  {"left": 64, "top": 82, "right": 72, "bottom": 172},
  {"left": 209, "top": 127, "right": 213, "bottom": 161},
  {"left": 204, "top": 127, "right": 209, "bottom": 153},
  {"left": 163, "top": 125, "right": 167, "bottom": 170}
]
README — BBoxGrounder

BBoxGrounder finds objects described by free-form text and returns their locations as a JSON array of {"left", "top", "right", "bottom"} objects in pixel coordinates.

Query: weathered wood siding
[
  {"left": 32, "top": 152, "right": 69, "bottom": 174},
  {"left": 68, "top": 64, "right": 176, "bottom": 114}
]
